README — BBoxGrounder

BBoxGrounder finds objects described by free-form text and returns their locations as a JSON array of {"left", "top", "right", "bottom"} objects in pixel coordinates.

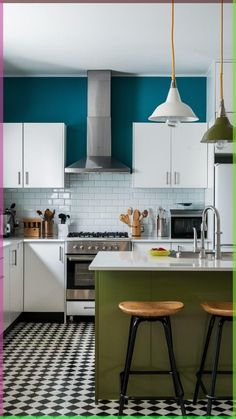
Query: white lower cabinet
[
  {"left": 3, "top": 242, "right": 24, "bottom": 331},
  {"left": 10, "top": 242, "right": 24, "bottom": 323},
  {"left": 24, "top": 242, "right": 65, "bottom": 312},
  {"left": 3, "top": 248, "right": 10, "bottom": 331}
]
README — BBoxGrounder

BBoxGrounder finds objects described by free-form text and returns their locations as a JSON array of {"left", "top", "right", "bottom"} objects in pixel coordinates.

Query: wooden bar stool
[
  {"left": 193, "top": 301, "right": 233, "bottom": 416},
  {"left": 118, "top": 301, "right": 186, "bottom": 416}
]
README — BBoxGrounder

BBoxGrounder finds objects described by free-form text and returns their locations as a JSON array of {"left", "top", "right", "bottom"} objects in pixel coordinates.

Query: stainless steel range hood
[{"left": 65, "top": 70, "right": 130, "bottom": 173}]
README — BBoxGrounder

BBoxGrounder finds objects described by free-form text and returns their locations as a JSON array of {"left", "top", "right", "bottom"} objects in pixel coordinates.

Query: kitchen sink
[{"left": 170, "top": 250, "right": 234, "bottom": 260}]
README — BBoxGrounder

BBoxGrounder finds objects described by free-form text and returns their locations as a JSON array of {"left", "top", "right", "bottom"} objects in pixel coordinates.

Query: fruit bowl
[{"left": 149, "top": 247, "right": 170, "bottom": 257}]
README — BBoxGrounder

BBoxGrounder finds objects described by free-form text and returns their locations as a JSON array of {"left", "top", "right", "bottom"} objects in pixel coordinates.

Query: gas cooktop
[{"left": 68, "top": 231, "right": 129, "bottom": 239}]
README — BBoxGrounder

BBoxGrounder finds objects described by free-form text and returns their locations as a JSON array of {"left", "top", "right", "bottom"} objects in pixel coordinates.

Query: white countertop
[
  {"left": 131, "top": 237, "right": 212, "bottom": 243},
  {"left": 3, "top": 236, "right": 64, "bottom": 247},
  {"left": 89, "top": 251, "right": 233, "bottom": 271}
]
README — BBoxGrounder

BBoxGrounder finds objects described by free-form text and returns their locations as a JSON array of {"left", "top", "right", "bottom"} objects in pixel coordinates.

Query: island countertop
[{"left": 89, "top": 250, "right": 233, "bottom": 271}]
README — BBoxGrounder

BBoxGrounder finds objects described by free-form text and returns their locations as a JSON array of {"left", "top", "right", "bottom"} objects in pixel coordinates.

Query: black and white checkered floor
[{"left": 4, "top": 321, "right": 233, "bottom": 416}]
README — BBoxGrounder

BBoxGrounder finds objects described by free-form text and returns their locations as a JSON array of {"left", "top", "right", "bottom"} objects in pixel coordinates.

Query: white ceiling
[{"left": 3, "top": 3, "right": 232, "bottom": 77}]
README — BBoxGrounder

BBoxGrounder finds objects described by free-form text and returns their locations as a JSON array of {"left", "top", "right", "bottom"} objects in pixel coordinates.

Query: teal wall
[{"left": 4, "top": 77, "right": 206, "bottom": 167}]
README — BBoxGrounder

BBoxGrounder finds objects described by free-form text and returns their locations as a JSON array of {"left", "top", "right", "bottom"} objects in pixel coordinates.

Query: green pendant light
[{"left": 201, "top": 0, "right": 233, "bottom": 149}]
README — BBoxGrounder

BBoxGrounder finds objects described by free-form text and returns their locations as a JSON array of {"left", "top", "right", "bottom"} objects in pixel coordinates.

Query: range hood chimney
[{"left": 65, "top": 70, "right": 131, "bottom": 173}]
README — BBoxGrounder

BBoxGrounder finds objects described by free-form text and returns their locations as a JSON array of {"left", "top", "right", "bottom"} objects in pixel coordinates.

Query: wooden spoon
[{"left": 133, "top": 209, "right": 140, "bottom": 222}]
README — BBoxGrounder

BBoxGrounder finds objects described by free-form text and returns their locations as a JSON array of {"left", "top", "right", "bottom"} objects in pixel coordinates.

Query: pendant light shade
[
  {"left": 148, "top": 0, "right": 198, "bottom": 127},
  {"left": 201, "top": 0, "right": 233, "bottom": 147},
  {"left": 148, "top": 80, "right": 198, "bottom": 127},
  {"left": 201, "top": 100, "right": 233, "bottom": 146}
]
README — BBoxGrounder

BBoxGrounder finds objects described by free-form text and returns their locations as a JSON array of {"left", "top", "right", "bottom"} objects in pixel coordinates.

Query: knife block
[{"left": 23, "top": 218, "right": 42, "bottom": 237}]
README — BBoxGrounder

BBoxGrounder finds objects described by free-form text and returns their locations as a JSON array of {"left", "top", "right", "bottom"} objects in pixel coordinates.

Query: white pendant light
[{"left": 148, "top": 0, "right": 199, "bottom": 127}]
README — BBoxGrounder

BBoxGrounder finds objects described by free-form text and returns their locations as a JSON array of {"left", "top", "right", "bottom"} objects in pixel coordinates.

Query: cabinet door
[
  {"left": 9, "top": 242, "right": 24, "bottom": 323},
  {"left": 24, "top": 123, "right": 65, "bottom": 188},
  {"left": 3, "top": 123, "right": 23, "bottom": 188},
  {"left": 133, "top": 123, "right": 171, "bottom": 188},
  {"left": 215, "top": 62, "right": 233, "bottom": 112},
  {"left": 3, "top": 248, "right": 10, "bottom": 331},
  {"left": 171, "top": 123, "right": 208, "bottom": 188},
  {"left": 24, "top": 242, "right": 65, "bottom": 312}
]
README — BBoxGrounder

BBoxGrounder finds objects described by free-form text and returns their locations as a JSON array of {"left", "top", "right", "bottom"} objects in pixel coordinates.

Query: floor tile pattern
[{"left": 3, "top": 321, "right": 234, "bottom": 416}]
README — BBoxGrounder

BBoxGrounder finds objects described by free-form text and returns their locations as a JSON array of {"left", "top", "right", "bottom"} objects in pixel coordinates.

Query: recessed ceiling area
[{"left": 3, "top": 3, "right": 232, "bottom": 77}]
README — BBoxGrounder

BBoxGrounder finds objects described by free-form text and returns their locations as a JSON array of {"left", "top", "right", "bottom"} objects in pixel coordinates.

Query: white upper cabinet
[
  {"left": 132, "top": 123, "right": 170, "bottom": 188},
  {"left": 3, "top": 123, "right": 23, "bottom": 188},
  {"left": 171, "top": 124, "right": 208, "bottom": 188},
  {"left": 24, "top": 123, "right": 65, "bottom": 188},
  {"left": 132, "top": 123, "right": 208, "bottom": 188},
  {"left": 3, "top": 122, "right": 65, "bottom": 188}
]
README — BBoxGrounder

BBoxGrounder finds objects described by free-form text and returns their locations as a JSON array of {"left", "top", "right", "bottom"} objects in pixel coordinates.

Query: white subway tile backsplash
[{"left": 4, "top": 173, "right": 205, "bottom": 232}]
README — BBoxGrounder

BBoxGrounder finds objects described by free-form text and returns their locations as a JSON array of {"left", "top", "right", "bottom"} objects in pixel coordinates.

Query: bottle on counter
[{"left": 157, "top": 207, "right": 168, "bottom": 237}]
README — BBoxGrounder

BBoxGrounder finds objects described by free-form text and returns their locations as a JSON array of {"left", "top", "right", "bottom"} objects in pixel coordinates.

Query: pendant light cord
[
  {"left": 220, "top": 0, "right": 224, "bottom": 101},
  {"left": 171, "top": 0, "right": 176, "bottom": 83}
]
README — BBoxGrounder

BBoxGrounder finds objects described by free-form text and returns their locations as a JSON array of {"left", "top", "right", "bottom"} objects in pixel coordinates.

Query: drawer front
[{"left": 67, "top": 301, "right": 95, "bottom": 316}]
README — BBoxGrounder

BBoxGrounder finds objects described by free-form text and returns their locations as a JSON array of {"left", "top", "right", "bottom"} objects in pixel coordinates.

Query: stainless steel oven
[
  {"left": 66, "top": 232, "right": 131, "bottom": 318},
  {"left": 170, "top": 209, "right": 206, "bottom": 239},
  {"left": 67, "top": 254, "right": 95, "bottom": 301}
]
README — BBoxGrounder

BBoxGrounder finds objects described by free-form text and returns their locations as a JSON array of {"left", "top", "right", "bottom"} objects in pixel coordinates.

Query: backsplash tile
[{"left": 4, "top": 173, "right": 205, "bottom": 236}]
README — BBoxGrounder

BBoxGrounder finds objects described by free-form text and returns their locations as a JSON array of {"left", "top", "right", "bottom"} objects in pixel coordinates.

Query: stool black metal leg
[
  {"left": 162, "top": 317, "right": 186, "bottom": 416},
  {"left": 193, "top": 315, "right": 216, "bottom": 404},
  {"left": 206, "top": 317, "right": 225, "bottom": 416},
  {"left": 119, "top": 316, "right": 140, "bottom": 416}
]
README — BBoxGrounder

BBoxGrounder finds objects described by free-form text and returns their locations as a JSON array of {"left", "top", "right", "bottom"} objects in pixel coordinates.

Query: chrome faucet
[
  {"left": 193, "top": 227, "right": 199, "bottom": 253},
  {"left": 200, "top": 205, "right": 221, "bottom": 260}
]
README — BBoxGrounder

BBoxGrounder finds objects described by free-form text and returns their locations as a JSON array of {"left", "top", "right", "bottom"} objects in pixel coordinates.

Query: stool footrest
[
  {"left": 121, "top": 370, "right": 174, "bottom": 376},
  {"left": 198, "top": 370, "right": 232, "bottom": 375},
  {"left": 126, "top": 396, "right": 182, "bottom": 402}
]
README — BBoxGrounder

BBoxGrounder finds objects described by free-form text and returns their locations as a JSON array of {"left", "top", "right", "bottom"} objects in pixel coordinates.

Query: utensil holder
[
  {"left": 43, "top": 220, "right": 54, "bottom": 237},
  {"left": 157, "top": 217, "right": 168, "bottom": 237},
  {"left": 131, "top": 223, "right": 141, "bottom": 237},
  {"left": 58, "top": 223, "right": 68, "bottom": 238}
]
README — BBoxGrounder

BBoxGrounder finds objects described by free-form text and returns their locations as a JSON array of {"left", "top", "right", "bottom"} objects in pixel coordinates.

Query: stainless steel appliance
[
  {"left": 170, "top": 209, "right": 206, "bottom": 239},
  {"left": 66, "top": 232, "right": 131, "bottom": 318},
  {"left": 65, "top": 70, "right": 130, "bottom": 173}
]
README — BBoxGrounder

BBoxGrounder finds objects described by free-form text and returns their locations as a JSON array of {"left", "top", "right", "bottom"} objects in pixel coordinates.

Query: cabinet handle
[
  {"left": 12, "top": 250, "right": 17, "bottom": 266},
  {"left": 59, "top": 246, "right": 64, "bottom": 263},
  {"left": 166, "top": 172, "right": 171, "bottom": 185},
  {"left": 18, "top": 172, "right": 21, "bottom": 185},
  {"left": 174, "top": 172, "right": 180, "bottom": 185},
  {"left": 25, "top": 171, "right": 29, "bottom": 185}
]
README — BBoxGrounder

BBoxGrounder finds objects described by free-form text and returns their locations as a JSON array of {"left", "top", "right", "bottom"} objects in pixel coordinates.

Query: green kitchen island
[{"left": 89, "top": 250, "right": 233, "bottom": 401}]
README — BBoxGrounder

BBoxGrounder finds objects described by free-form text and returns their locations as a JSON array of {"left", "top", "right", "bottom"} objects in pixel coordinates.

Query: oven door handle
[{"left": 67, "top": 255, "right": 94, "bottom": 262}]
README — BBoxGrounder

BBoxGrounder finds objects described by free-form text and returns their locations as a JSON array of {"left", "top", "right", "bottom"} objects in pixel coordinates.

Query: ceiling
[{"left": 3, "top": 3, "right": 232, "bottom": 77}]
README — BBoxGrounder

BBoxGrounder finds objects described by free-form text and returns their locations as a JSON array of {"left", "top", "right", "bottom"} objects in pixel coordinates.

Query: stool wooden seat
[
  {"left": 118, "top": 300, "right": 186, "bottom": 416},
  {"left": 201, "top": 301, "right": 233, "bottom": 317},
  {"left": 119, "top": 301, "right": 184, "bottom": 317},
  {"left": 193, "top": 301, "right": 232, "bottom": 416}
]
